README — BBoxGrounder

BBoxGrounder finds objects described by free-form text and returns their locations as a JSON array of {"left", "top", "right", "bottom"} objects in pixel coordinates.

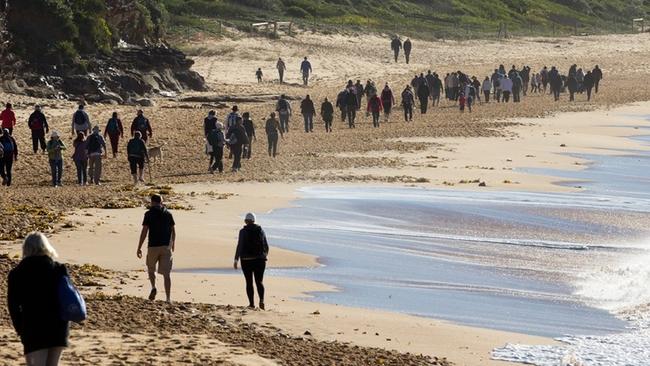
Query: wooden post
[
  {"left": 288, "top": 22, "right": 292, "bottom": 36},
  {"left": 218, "top": 21, "right": 222, "bottom": 35},
  {"left": 273, "top": 22, "right": 278, "bottom": 37}
]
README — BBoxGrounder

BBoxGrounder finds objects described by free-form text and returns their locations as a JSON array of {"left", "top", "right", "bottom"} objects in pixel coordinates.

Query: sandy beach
[{"left": 2, "top": 29, "right": 650, "bottom": 365}]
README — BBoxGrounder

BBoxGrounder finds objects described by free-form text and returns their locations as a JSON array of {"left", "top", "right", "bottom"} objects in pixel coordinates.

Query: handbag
[{"left": 58, "top": 274, "right": 87, "bottom": 323}]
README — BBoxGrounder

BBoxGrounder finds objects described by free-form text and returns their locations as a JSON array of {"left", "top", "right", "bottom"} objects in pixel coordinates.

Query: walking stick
[{"left": 147, "top": 160, "right": 152, "bottom": 183}]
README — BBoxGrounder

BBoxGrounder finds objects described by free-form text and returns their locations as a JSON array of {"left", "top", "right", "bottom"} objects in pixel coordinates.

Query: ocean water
[{"left": 254, "top": 131, "right": 650, "bottom": 364}]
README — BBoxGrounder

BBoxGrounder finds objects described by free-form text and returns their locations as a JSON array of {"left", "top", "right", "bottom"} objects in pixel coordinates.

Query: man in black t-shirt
[{"left": 137, "top": 194, "right": 176, "bottom": 302}]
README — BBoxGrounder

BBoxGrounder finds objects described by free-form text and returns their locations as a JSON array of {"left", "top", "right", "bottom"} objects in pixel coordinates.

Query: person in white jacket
[
  {"left": 500, "top": 76, "right": 513, "bottom": 103},
  {"left": 482, "top": 77, "right": 492, "bottom": 103}
]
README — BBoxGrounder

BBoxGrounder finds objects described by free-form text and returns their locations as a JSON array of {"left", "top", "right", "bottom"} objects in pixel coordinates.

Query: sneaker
[
  {"left": 259, "top": 302, "right": 265, "bottom": 310},
  {"left": 148, "top": 288, "right": 157, "bottom": 300}
]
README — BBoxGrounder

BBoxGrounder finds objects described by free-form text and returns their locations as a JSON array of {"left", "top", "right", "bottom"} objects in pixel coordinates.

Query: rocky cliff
[{"left": 0, "top": 0, "right": 206, "bottom": 104}]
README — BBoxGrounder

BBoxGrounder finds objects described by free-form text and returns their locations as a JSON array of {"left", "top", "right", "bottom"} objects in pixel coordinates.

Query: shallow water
[{"left": 261, "top": 186, "right": 647, "bottom": 337}]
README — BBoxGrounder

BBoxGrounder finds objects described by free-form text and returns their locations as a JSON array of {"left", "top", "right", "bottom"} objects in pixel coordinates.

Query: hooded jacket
[
  {"left": 235, "top": 224, "right": 269, "bottom": 261},
  {"left": 8, "top": 256, "right": 70, "bottom": 354}
]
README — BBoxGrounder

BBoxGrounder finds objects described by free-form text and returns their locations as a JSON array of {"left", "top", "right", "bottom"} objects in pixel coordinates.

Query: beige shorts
[{"left": 146, "top": 246, "right": 173, "bottom": 276}]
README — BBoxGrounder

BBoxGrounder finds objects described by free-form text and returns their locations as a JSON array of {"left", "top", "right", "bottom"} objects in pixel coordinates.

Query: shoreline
[{"left": 4, "top": 103, "right": 650, "bottom": 365}]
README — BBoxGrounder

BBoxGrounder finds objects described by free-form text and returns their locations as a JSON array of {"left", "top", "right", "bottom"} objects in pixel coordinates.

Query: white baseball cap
[{"left": 245, "top": 212, "right": 256, "bottom": 222}]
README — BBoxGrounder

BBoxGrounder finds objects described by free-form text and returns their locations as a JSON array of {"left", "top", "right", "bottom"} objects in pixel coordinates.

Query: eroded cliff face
[{"left": 0, "top": 0, "right": 205, "bottom": 104}]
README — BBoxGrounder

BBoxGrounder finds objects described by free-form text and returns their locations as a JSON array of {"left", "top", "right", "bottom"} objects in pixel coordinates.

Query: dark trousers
[
  {"left": 346, "top": 108, "right": 356, "bottom": 128},
  {"left": 241, "top": 258, "right": 266, "bottom": 307},
  {"left": 371, "top": 111, "right": 380, "bottom": 127},
  {"left": 244, "top": 142, "right": 253, "bottom": 159},
  {"left": 419, "top": 97, "right": 428, "bottom": 114},
  {"left": 279, "top": 113, "right": 289, "bottom": 133},
  {"left": 393, "top": 49, "right": 399, "bottom": 62},
  {"left": 32, "top": 130, "right": 46, "bottom": 153},
  {"left": 303, "top": 114, "right": 313, "bottom": 132},
  {"left": 210, "top": 147, "right": 223, "bottom": 172},
  {"left": 0, "top": 157, "right": 13, "bottom": 186},
  {"left": 405, "top": 51, "right": 410, "bottom": 64},
  {"left": 403, "top": 104, "right": 413, "bottom": 121},
  {"left": 49, "top": 159, "right": 63, "bottom": 186},
  {"left": 324, "top": 116, "right": 333, "bottom": 132},
  {"left": 128, "top": 156, "right": 144, "bottom": 175},
  {"left": 267, "top": 134, "right": 278, "bottom": 157},
  {"left": 279, "top": 70, "right": 284, "bottom": 83},
  {"left": 484, "top": 91, "right": 490, "bottom": 103},
  {"left": 502, "top": 91, "right": 511, "bottom": 103},
  {"left": 586, "top": 87, "right": 593, "bottom": 101},
  {"left": 553, "top": 88, "right": 561, "bottom": 101},
  {"left": 74, "top": 159, "right": 88, "bottom": 185},
  {"left": 569, "top": 90, "right": 575, "bottom": 101},
  {"left": 108, "top": 133, "right": 120, "bottom": 156},
  {"left": 594, "top": 80, "right": 600, "bottom": 93},
  {"left": 231, "top": 144, "right": 243, "bottom": 171}
]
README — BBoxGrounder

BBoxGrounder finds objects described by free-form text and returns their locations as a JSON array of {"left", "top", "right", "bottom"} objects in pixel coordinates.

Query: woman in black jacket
[
  {"left": 8, "top": 232, "right": 70, "bottom": 365},
  {"left": 234, "top": 213, "right": 269, "bottom": 310}
]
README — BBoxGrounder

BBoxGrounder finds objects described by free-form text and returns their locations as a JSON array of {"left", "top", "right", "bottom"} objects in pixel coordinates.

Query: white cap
[
  {"left": 245, "top": 212, "right": 256, "bottom": 222},
  {"left": 51, "top": 130, "right": 59, "bottom": 138}
]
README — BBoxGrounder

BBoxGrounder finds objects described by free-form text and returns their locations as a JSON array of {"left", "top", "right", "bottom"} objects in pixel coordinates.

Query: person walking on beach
[
  {"left": 567, "top": 73, "right": 578, "bottom": 102},
  {"left": 46, "top": 131, "right": 65, "bottom": 187},
  {"left": 401, "top": 85, "right": 415, "bottom": 122},
  {"left": 300, "top": 95, "right": 315, "bottom": 133},
  {"left": 403, "top": 38, "right": 412, "bottom": 64},
  {"left": 276, "top": 95, "right": 291, "bottom": 133},
  {"left": 1, "top": 103, "right": 16, "bottom": 136},
  {"left": 204, "top": 110, "right": 218, "bottom": 138},
  {"left": 541, "top": 66, "right": 549, "bottom": 92},
  {"left": 276, "top": 58, "right": 286, "bottom": 84},
  {"left": 459, "top": 92, "right": 466, "bottom": 113},
  {"left": 336, "top": 89, "right": 347, "bottom": 122},
  {"left": 255, "top": 68, "right": 263, "bottom": 83},
  {"left": 265, "top": 112, "right": 282, "bottom": 157},
  {"left": 500, "top": 76, "right": 513, "bottom": 103},
  {"left": 367, "top": 93, "right": 383, "bottom": 128},
  {"left": 592, "top": 65, "right": 603, "bottom": 93},
  {"left": 8, "top": 232, "right": 73, "bottom": 366},
  {"left": 549, "top": 67, "right": 562, "bottom": 101},
  {"left": 226, "top": 117, "right": 249, "bottom": 172},
  {"left": 137, "top": 194, "right": 176, "bottom": 303},
  {"left": 28, "top": 105, "right": 49, "bottom": 154},
  {"left": 321, "top": 98, "right": 334, "bottom": 132},
  {"left": 300, "top": 57, "right": 312, "bottom": 86},
  {"left": 417, "top": 78, "right": 430, "bottom": 114},
  {"left": 71, "top": 132, "right": 88, "bottom": 186},
  {"left": 583, "top": 71, "right": 595, "bottom": 101},
  {"left": 431, "top": 73, "right": 443, "bottom": 106},
  {"left": 482, "top": 76, "right": 492, "bottom": 103},
  {"left": 87, "top": 126, "right": 106, "bottom": 185},
  {"left": 354, "top": 80, "right": 364, "bottom": 111},
  {"left": 0, "top": 128, "right": 18, "bottom": 186},
  {"left": 234, "top": 212, "right": 269, "bottom": 310},
  {"left": 344, "top": 87, "right": 358, "bottom": 128},
  {"left": 127, "top": 131, "right": 148, "bottom": 184},
  {"left": 391, "top": 37, "right": 402, "bottom": 62},
  {"left": 381, "top": 83, "right": 395, "bottom": 122},
  {"left": 207, "top": 122, "right": 225, "bottom": 173},
  {"left": 104, "top": 112, "right": 123, "bottom": 158},
  {"left": 71, "top": 104, "right": 91, "bottom": 136},
  {"left": 512, "top": 72, "right": 522, "bottom": 103},
  {"left": 491, "top": 69, "right": 502, "bottom": 103},
  {"left": 131, "top": 110, "right": 152, "bottom": 143},
  {"left": 242, "top": 113, "right": 256, "bottom": 160}
]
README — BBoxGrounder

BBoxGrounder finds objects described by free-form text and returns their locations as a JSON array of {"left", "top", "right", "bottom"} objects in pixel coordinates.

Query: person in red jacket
[
  {"left": 380, "top": 84, "right": 395, "bottom": 122},
  {"left": 0, "top": 103, "right": 16, "bottom": 135},
  {"left": 367, "top": 94, "right": 383, "bottom": 128}
]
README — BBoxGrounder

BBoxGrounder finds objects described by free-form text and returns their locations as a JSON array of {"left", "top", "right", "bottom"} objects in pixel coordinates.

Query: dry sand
[{"left": 3, "top": 29, "right": 650, "bottom": 365}]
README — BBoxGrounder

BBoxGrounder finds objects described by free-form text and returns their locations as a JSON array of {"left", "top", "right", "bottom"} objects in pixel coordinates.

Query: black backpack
[
  {"left": 73, "top": 110, "right": 86, "bottom": 126},
  {"left": 277, "top": 99, "right": 288, "bottom": 112},
  {"left": 87, "top": 134, "right": 101, "bottom": 153}
]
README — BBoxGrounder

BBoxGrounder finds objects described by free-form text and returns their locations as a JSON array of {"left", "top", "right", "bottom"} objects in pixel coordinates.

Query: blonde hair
[{"left": 22, "top": 232, "right": 58, "bottom": 259}]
